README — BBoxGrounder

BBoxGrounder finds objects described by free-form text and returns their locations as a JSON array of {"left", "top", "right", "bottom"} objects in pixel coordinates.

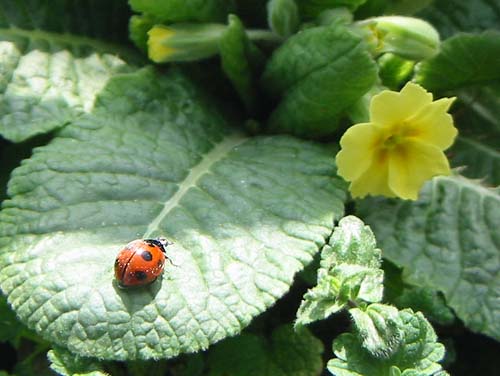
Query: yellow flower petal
[
  {"left": 407, "top": 97, "right": 458, "bottom": 150},
  {"left": 388, "top": 139, "right": 451, "bottom": 200},
  {"left": 336, "top": 123, "right": 380, "bottom": 181},
  {"left": 349, "top": 153, "right": 396, "bottom": 198},
  {"left": 370, "top": 82, "right": 433, "bottom": 127},
  {"left": 148, "top": 26, "right": 176, "bottom": 63}
]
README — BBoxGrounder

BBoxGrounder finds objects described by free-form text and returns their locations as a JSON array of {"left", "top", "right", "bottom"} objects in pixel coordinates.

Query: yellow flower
[
  {"left": 148, "top": 26, "right": 177, "bottom": 62},
  {"left": 336, "top": 82, "right": 457, "bottom": 200}
]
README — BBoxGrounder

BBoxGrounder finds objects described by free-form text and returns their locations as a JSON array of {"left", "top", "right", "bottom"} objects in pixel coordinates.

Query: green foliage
[
  {"left": 129, "top": 0, "right": 235, "bottom": 23},
  {"left": 1, "top": 0, "right": 499, "bottom": 374},
  {"left": 207, "top": 325, "right": 324, "bottom": 375},
  {"left": 267, "top": 0, "right": 300, "bottom": 37},
  {"left": 328, "top": 307, "right": 447, "bottom": 376},
  {"left": 296, "top": 216, "right": 383, "bottom": 326},
  {"left": 358, "top": 176, "right": 500, "bottom": 341},
  {"left": 0, "top": 67, "right": 346, "bottom": 360},
  {"left": 0, "top": 0, "right": 142, "bottom": 143},
  {"left": 417, "top": 0, "right": 500, "bottom": 38},
  {"left": 47, "top": 347, "right": 108, "bottom": 376},
  {"left": 415, "top": 31, "right": 500, "bottom": 91},
  {"left": 297, "top": 0, "right": 368, "bottom": 18},
  {"left": 262, "top": 21, "right": 377, "bottom": 137},
  {"left": 219, "top": 15, "right": 260, "bottom": 112},
  {"left": 449, "top": 84, "right": 500, "bottom": 186}
]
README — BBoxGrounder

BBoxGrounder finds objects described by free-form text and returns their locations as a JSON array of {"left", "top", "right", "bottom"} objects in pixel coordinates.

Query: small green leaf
[
  {"left": 414, "top": 31, "right": 500, "bottom": 91},
  {"left": 349, "top": 304, "right": 403, "bottom": 359},
  {"left": 262, "top": 22, "right": 377, "bottom": 137},
  {"left": 129, "top": 0, "right": 235, "bottom": 23},
  {"left": 297, "top": 0, "right": 368, "bottom": 19},
  {"left": 358, "top": 175, "right": 500, "bottom": 341},
  {"left": 0, "top": 67, "right": 346, "bottom": 360},
  {"left": 219, "top": 15, "right": 259, "bottom": 112},
  {"left": 327, "top": 306, "right": 446, "bottom": 376},
  {"left": 296, "top": 216, "right": 383, "bottom": 327},
  {"left": 129, "top": 14, "right": 159, "bottom": 52},
  {"left": 378, "top": 53, "right": 415, "bottom": 90},
  {"left": 417, "top": 0, "right": 500, "bottom": 39},
  {"left": 47, "top": 347, "right": 108, "bottom": 376},
  {"left": 208, "top": 325, "right": 324, "bottom": 376},
  {"left": 267, "top": 0, "right": 300, "bottom": 38}
]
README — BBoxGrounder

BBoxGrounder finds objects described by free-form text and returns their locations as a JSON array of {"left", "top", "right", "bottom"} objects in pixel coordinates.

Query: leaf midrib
[{"left": 143, "top": 132, "right": 248, "bottom": 238}]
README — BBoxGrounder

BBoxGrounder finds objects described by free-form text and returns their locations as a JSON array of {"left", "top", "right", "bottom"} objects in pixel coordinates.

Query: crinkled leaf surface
[
  {"left": 417, "top": 0, "right": 500, "bottom": 39},
  {"left": 0, "top": 67, "right": 346, "bottom": 360},
  {"left": 358, "top": 175, "right": 500, "bottom": 341},
  {"left": 414, "top": 31, "right": 500, "bottom": 92},
  {"left": 328, "top": 307, "right": 446, "bottom": 376},
  {"left": 207, "top": 325, "right": 324, "bottom": 376},
  {"left": 349, "top": 304, "right": 403, "bottom": 359},
  {"left": 0, "top": 1, "right": 141, "bottom": 143},
  {"left": 262, "top": 21, "right": 377, "bottom": 138},
  {"left": 450, "top": 84, "right": 500, "bottom": 186},
  {"left": 296, "top": 216, "right": 383, "bottom": 327},
  {"left": 47, "top": 347, "right": 108, "bottom": 376}
]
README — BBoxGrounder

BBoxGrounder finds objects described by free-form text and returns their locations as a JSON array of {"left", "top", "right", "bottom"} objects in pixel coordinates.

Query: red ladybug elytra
[{"left": 114, "top": 237, "right": 172, "bottom": 288}]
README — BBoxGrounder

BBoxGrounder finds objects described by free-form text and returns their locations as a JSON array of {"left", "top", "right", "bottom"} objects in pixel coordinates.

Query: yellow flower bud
[
  {"left": 355, "top": 16, "right": 440, "bottom": 61},
  {"left": 148, "top": 23, "right": 227, "bottom": 63}
]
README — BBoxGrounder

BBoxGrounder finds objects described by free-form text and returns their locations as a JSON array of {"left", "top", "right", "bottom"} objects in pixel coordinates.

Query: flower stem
[{"left": 247, "top": 29, "right": 283, "bottom": 43}]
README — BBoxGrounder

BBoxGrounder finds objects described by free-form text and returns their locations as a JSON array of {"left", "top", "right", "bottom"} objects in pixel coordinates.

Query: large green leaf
[
  {"left": 0, "top": 67, "right": 346, "bottom": 360},
  {"left": 417, "top": 0, "right": 500, "bottom": 39},
  {"left": 0, "top": 23, "right": 141, "bottom": 143},
  {"left": 207, "top": 325, "right": 324, "bottom": 376},
  {"left": 414, "top": 31, "right": 500, "bottom": 92},
  {"left": 358, "top": 175, "right": 500, "bottom": 341},
  {"left": 262, "top": 21, "right": 377, "bottom": 138}
]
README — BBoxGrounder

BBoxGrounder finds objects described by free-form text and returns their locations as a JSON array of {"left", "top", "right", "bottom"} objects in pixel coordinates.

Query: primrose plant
[{"left": 0, "top": 1, "right": 498, "bottom": 375}]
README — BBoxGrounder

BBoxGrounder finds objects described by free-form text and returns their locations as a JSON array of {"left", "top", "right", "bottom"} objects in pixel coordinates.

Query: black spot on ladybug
[
  {"left": 141, "top": 250, "right": 153, "bottom": 261},
  {"left": 134, "top": 271, "right": 147, "bottom": 281}
]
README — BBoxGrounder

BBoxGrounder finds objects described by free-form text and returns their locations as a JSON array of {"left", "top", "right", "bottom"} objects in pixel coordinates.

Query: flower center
[{"left": 383, "top": 134, "right": 403, "bottom": 149}]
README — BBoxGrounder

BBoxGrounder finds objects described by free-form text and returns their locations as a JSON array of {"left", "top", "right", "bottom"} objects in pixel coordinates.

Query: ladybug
[{"left": 114, "top": 237, "right": 172, "bottom": 288}]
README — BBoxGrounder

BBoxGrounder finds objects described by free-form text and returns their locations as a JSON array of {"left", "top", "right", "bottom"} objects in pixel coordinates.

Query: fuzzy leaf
[
  {"left": 328, "top": 307, "right": 446, "bottom": 376},
  {"left": 296, "top": 216, "right": 383, "bottom": 326},
  {"left": 129, "top": 0, "right": 235, "bottom": 23},
  {"left": 358, "top": 175, "right": 500, "bottom": 341},
  {"left": 349, "top": 304, "right": 403, "bottom": 359},
  {"left": 47, "top": 347, "right": 108, "bottom": 376},
  {"left": 0, "top": 67, "right": 346, "bottom": 360},
  {"left": 262, "top": 22, "right": 377, "bottom": 137},
  {"left": 0, "top": 23, "right": 140, "bottom": 142},
  {"left": 414, "top": 31, "right": 500, "bottom": 92},
  {"left": 208, "top": 325, "right": 324, "bottom": 376}
]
